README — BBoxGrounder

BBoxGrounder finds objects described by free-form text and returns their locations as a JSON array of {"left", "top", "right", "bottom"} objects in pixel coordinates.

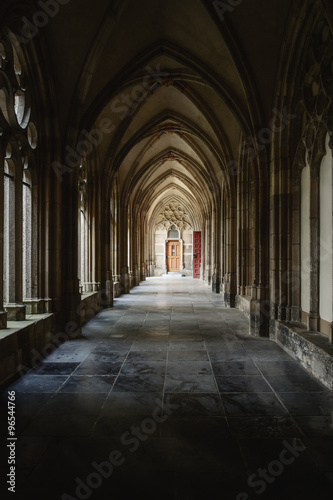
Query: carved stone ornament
[
  {"left": 156, "top": 202, "right": 192, "bottom": 230},
  {"left": 300, "top": 16, "right": 333, "bottom": 155}
]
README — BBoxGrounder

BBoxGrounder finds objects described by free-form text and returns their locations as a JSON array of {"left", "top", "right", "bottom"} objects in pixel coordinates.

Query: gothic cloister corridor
[
  {"left": 1, "top": 277, "right": 333, "bottom": 499},
  {"left": 1, "top": 0, "right": 333, "bottom": 498}
]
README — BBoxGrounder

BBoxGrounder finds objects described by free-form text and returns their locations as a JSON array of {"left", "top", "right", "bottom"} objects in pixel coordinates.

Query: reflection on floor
[{"left": 1, "top": 277, "right": 333, "bottom": 499}]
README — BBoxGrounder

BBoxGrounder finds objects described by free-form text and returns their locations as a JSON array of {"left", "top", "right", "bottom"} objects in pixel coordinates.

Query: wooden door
[
  {"left": 193, "top": 231, "right": 201, "bottom": 279},
  {"left": 166, "top": 240, "right": 180, "bottom": 272}
]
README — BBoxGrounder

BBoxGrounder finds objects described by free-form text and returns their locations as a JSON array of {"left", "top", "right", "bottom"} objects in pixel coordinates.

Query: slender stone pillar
[
  {"left": 224, "top": 202, "right": 236, "bottom": 307},
  {"left": 140, "top": 265, "right": 146, "bottom": 281},
  {"left": 308, "top": 171, "right": 320, "bottom": 331},
  {"left": 121, "top": 266, "right": 130, "bottom": 294},
  {"left": 212, "top": 265, "right": 221, "bottom": 293},
  {"left": 5, "top": 161, "right": 25, "bottom": 320},
  {"left": 0, "top": 151, "right": 7, "bottom": 328},
  {"left": 60, "top": 169, "right": 82, "bottom": 338},
  {"left": 101, "top": 270, "right": 113, "bottom": 308}
]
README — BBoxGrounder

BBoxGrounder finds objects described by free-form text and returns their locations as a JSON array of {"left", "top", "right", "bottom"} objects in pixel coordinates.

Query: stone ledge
[
  {"left": 77, "top": 292, "right": 103, "bottom": 325},
  {"left": 0, "top": 313, "right": 54, "bottom": 387},
  {"left": 23, "top": 299, "right": 46, "bottom": 315},
  {"left": 5, "top": 304, "right": 26, "bottom": 321},
  {"left": 271, "top": 320, "right": 333, "bottom": 391},
  {"left": 113, "top": 281, "right": 121, "bottom": 298},
  {"left": 0, "top": 310, "right": 7, "bottom": 329}
]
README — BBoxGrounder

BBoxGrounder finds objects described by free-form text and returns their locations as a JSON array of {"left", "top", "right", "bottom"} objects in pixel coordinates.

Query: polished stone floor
[{"left": 1, "top": 277, "right": 333, "bottom": 499}]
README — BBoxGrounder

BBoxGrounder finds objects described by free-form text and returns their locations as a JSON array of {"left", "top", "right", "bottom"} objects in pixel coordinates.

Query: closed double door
[{"left": 166, "top": 240, "right": 180, "bottom": 272}]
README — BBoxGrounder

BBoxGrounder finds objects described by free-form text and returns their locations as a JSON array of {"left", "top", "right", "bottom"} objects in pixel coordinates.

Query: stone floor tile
[
  {"left": 163, "top": 393, "right": 224, "bottom": 416},
  {"left": 279, "top": 392, "right": 333, "bottom": 416},
  {"left": 102, "top": 392, "right": 163, "bottom": 415},
  {"left": 74, "top": 360, "right": 124, "bottom": 376},
  {"left": 211, "top": 359, "right": 260, "bottom": 376},
  {"left": 31, "top": 362, "right": 80, "bottom": 375},
  {"left": 59, "top": 375, "right": 116, "bottom": 393},
  {"left": 168, "top": 350, "right": 209, "bottom": 361},
  {"left": 8, "top": 374, "right": 68, "bottom": 393},
  {"left": 120, "top": 360, "right": 166, "bottom": 376},
  {"left": 38, "top": 392, "right": 107, "bottom": 416},
  {"left": 1, "top": 277, "right": 332, "bottom": 499},
  {"left": 216, "top": 375, "right": 272, "bottom": 393},
  {"left": 294, "top": 416, "right": 333, "bottom": 437},
  {"left": 112, "top": 373, "right": 165, "bottom": 392},
  {"left": 265, "top": 374, "right": 327, "bottom": 393},
  {"left": 221, "top": 392, "right": 288, "bottom": 416},
  {"left": 164, "top": 373, "right": 217, "bottom": 393}
]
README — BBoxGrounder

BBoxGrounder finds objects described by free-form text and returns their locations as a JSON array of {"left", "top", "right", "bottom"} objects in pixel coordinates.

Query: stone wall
[
  {"left": 0, "top": 314, "right": 54, "bottom": 387},
  {"left": 272, "top": 321, "right": 333, "bottom": 390},
  {"left": 154, "top": 230, "right": 166, "bottom": 275},
  {"left": 182, "top": 230, "right": 193, "bottom": 276}
]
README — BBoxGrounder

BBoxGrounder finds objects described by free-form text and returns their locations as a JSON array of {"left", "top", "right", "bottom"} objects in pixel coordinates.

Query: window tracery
[
  {"left": 0, "top": 31, "right": 38, "bottom": 318},
  {"left": 156, "top": 202, "right": 192, "bottom": 230}
]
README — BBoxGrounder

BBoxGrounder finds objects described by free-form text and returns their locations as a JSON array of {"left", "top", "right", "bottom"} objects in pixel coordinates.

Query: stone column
[
  {"left": 212, "top": 206, "right": 221, "bottom": 293},
  {"left": 31, "top": 183, "right": 41, "bottom": 310},
  {"left": 140, "top": 262, "right": 146, "bottom": 281},
  {"left": 308, "top": 169, "right": 320, "bottom": 331},
  {"left": 101, "top": 269, "right": 113, "bottom": 308},
  {"left": 119, "top": 207, "right": 130, "bottom": 294},
  {"left": 0, "top": 150, "right": 7, "bottom": 328},
  {"left": 277, "top": 190, "right": 290, "bottom": 322},
  {"left": 59, "top": 168, "right": 81, "bottom": 338},
  {"left": 100, "top": 185, "right": 113, "bottom": 308},
  {"left": 22, "top": 176, "right": 44, "bottom": 314},
  {"left": 236, "top": 165, "right": 247, "bottom": 296},
  {"left": 212, "top": 265, "right": 221, "bottom": 293},
  {"left": 290, "top": 169, "right": 302, "bottom": 322},
  {"left": 224, "top": 200, "right": 236, "bottom": 307},
  {"left": 250, "top": 162, "right": 270, "bottom": 337},
  {"left": 131, "top": 210, "right": 140, "bottom": 285},
  {"left": 5, "top": 160, "right": 25, "bottom": 320},
  {"left": 206, "top": 219, "right": 211, "bottom": 285}
]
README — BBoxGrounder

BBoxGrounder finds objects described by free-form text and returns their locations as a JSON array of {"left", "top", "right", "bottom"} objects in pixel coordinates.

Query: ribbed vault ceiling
[{"left": 18, "top": 0, "right": 294, "bottom": 226}]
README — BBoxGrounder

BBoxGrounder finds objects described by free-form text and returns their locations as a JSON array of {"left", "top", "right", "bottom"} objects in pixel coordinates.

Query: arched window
[
  {"left": 0, "top": 32, "right": 38, "bottom": 322},
  {"left": 300, "top": 134, "right": 333, "bottom": 338}
]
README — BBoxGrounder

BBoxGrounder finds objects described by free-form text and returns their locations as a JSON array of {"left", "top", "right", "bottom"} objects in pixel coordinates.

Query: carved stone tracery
[
  {"left": 300, "top": 15, "right": 333, "bottom": 159},
  {"left": 156, "top": 202, "right": 192, "bottom": 230}
]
